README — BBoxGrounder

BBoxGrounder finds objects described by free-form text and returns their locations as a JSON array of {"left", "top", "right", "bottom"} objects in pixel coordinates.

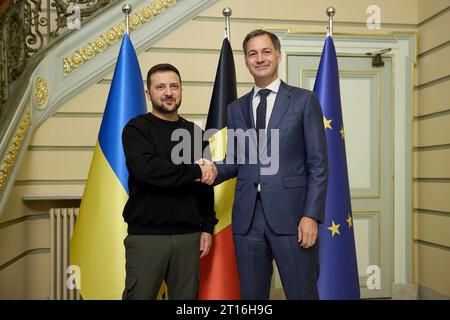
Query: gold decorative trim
[
  {"left": 34, "top": 76, "right": 50, "bottom": 109},
  {"left": 63, "top": 0, "right": 177, "bottom": 77},
  {"left": 0, "top": 109, "right": 32, "bottom": 191}
]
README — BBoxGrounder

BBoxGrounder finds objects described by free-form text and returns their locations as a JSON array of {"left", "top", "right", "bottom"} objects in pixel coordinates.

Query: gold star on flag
[
  {"left": 323, "top": 116, "right": 332, "bottom": 130},
  {"left": 346, "top": 214, "right": 353, "bottom": 228},
  {"left": 328, "top": 220, "right": 341, "bottom": 237},
  {"left": 340, "top": 126, "right": 345, "bottom": 140}
]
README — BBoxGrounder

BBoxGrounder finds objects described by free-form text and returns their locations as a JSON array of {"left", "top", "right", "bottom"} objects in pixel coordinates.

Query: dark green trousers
[{"left": 122, "top": 232, "right": 201, "bottom": 300}]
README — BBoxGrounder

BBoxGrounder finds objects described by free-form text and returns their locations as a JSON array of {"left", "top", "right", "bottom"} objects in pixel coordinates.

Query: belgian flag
[{"left": 198, "top": 38, "right": 240, "bottom": 299}]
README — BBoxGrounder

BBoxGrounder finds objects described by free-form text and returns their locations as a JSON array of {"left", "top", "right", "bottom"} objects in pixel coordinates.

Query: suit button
[{"left": 254, "top": 182, "right": 258, "bottom": 187}]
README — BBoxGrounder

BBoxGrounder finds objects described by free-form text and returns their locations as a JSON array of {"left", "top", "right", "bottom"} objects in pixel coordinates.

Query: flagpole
[
  {"left": 326, "top": 7, "right": 335, "bottom": 37},
  {"left": 199, "top": 6, "right": 239, "bottom": 299},
  {"left": 70, "top": 1, "right": 147, "bottom": 299},
  {"left": 122, "top": 3, "right": 132, "bottom": 34},
  {"left": 222, "top": 7, "right": 232, "bottom": 40},
  {"left": 315, "top": 8, "right": 361, "bottom": 299}
]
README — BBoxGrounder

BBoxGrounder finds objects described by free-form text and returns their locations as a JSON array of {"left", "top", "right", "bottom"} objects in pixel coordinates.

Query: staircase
[{"left": 0, "top": 0, "right": 218, "bottom": 215}]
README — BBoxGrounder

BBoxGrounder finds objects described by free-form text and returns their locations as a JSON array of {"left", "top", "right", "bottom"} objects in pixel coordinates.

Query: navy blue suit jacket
[{"left": 216, "top": 80, "right": 328, "bottom": 235}]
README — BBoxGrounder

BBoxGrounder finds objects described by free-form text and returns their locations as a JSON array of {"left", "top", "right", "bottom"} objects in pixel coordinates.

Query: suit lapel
[
  {"left": 243, "top": 88, "right": 255, "bottom": 129},
  {"left": 266, "top": 81, "right": 292, "bottom": 146}
]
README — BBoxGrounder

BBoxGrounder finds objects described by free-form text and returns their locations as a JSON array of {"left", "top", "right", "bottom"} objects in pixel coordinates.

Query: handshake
[{"left": 196, "top": 158, "right": 217, "bottom": 185}]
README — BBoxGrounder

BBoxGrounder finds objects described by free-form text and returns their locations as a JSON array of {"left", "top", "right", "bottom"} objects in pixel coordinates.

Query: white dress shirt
[{"left": 252, "top": 78, "right": 281, "bottom": 131}]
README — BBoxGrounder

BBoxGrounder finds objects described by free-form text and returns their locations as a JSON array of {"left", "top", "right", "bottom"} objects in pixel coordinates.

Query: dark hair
[
  {"left": 242, "top": 29, "right": 281, "bottom": 56},
  {"left": 146, "top": 63, "right": 181, "bottom": 88}
]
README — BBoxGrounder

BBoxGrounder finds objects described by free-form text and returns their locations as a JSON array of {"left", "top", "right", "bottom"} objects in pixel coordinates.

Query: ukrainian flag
[{"left": 70, "top": 33, "right": 147, "bottom": 299}]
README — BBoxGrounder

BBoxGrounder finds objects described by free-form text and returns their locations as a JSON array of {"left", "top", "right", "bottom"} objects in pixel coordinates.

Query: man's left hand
[
  {"left": 200, "top": 232, "right": 213, "bottom": 258},
  {"left": 298, "top": 216, "right": 318, "bottom": 249}
]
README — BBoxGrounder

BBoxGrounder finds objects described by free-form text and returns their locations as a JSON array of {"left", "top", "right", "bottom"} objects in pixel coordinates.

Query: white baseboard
[
  {"left": 391, "top": 283, "right": 418, "bottom": 300},
  {"left": 417, "top": 285, "right": 450, "bottom": 300}
]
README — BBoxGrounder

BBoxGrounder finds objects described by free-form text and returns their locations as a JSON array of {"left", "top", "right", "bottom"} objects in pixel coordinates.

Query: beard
[{"left": 151, "top": 97, "right": 181, "bottom": 114}]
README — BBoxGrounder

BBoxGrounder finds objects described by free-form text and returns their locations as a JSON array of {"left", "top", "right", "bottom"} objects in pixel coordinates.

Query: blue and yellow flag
[
  {"left": 314, "top": 36, "right": 360, "bottom": 299},
  {"left": 70, "top": 33, "right": 147, "bottom": 299}
]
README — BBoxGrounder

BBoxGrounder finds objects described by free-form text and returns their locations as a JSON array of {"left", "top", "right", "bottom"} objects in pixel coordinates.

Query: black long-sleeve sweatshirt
[{"left": 122, "top": 112, "right": 217, "bottom": 235}]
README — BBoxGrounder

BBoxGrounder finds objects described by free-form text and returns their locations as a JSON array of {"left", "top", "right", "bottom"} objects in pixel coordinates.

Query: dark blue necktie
[{"left": 256, "top": 89, "right": 271, "bottom": 148}]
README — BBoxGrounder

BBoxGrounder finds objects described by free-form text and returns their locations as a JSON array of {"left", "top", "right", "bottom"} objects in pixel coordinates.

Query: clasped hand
[{"left": 196, "top": 158, "right": 217, "bottom": 185}]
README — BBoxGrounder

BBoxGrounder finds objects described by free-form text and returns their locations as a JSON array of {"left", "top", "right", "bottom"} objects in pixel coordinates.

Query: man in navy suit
[{"left": 200, "top": 29, "right": 328, "bottom": 299}]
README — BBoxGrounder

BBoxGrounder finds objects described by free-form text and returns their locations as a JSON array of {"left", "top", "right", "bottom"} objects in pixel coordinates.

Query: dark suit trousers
[{"left": 233, "top": 196, "right": 320, "bottom": 300}]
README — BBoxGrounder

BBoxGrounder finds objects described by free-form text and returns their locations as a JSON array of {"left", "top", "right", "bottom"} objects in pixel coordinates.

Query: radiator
[{"left": 49, "top": 208, "right": 81, "bottom": 300}]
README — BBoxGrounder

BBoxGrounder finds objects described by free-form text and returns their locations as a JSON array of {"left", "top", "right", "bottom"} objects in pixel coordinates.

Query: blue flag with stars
[{"left": 314, "top": 36, "right": 360, "bottom": 299}]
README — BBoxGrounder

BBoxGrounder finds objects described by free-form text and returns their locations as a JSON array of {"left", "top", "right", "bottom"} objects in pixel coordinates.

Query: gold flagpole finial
[
  {"left": 222, "top": 7, "right": 232, "bottom": 40},
  {"left": 326, "top": 7, "right": 336, "bottom": 37},
  {"left": 122, "top": 4, "right": 132, "bottom": 35}
]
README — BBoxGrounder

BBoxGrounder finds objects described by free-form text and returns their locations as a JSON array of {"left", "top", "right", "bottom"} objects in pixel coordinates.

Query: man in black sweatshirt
[{"left": 121, "top": 64, "right": 218, "bottom": 300}]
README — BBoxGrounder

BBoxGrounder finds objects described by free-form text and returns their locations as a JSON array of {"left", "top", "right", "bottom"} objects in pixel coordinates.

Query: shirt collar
[{"left": 253, "top": 78, "right": 281, "bottom": 98}]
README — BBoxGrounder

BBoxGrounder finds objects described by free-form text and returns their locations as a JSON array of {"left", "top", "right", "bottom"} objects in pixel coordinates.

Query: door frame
[{"left": 273, "top": 29, "right": 416, "bottom": 293}]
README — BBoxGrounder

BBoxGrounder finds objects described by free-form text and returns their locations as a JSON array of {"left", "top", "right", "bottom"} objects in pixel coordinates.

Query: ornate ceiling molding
[{"left": 63, "top": 0, "right": 176, "bottom": 77}]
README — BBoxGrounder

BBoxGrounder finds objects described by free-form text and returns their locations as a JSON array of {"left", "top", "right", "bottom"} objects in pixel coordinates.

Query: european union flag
[{"left": 314, "top": 36, "right": 360, "bottom": 299}]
